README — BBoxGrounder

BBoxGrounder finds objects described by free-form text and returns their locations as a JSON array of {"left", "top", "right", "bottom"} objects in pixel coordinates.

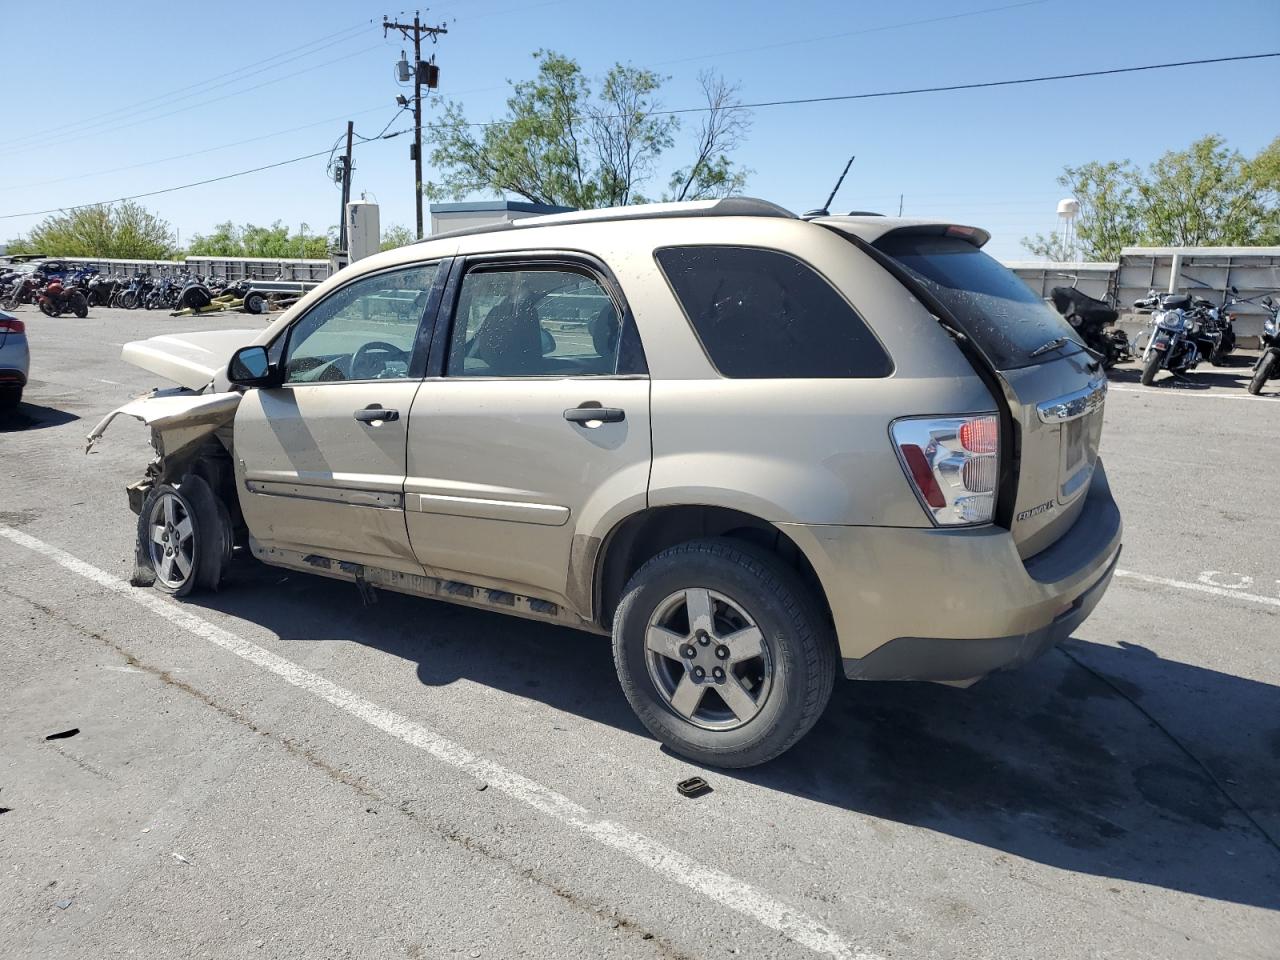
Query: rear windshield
[{"left": 874, "top": 233, "right": 1082, "bottom": 370}]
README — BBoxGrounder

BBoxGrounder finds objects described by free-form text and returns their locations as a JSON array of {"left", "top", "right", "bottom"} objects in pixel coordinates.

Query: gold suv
[{"left": 93, "top": 198, "right": 1122, "bottom": 767}]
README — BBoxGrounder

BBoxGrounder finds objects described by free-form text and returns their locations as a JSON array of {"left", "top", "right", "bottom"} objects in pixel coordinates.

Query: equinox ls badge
[{"left": 1017, "top": 500, "right": 1056, "bottom": 522}]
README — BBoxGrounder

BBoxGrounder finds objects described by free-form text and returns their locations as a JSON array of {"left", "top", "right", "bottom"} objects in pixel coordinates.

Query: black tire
[
  {"left": 0, "top": 386, "right": 20, "bottom": 410},
  {"left": 71, "top": 292, "right": 88, "bottom": 318},
  {"left": 1249, "top": 353, "right": 1277, "bottom": 396},
  {"left": 39, "top": 299, "right": 57, "bottom": 318},
  {"left": 612, "top": 537, "right": 836, "bottom": 768},
  {"left": 1140, "top": 350, "right": 1161, "bottom": 386},
  {"left": 135, "top": 475, "right": 231, "bottom": 597},
  {"left": 243, "top": 292, "right": 267, "bottom": 315}
]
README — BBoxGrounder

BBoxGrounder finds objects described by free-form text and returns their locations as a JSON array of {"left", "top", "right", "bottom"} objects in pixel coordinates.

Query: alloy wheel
[
  {"left": 644, "top": 588, "right": 774, "bottom": 730},
  {"left": 147, "top": 491, "right": 196, "bottom": 589}
]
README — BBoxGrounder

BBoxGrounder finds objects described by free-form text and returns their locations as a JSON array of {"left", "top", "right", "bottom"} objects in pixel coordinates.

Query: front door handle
[
  {"left": 354, "top": 406, "right": 400, "bottom": 424},
  {"left": 564, "top": 405, "right": 625, "bottom": 426}
]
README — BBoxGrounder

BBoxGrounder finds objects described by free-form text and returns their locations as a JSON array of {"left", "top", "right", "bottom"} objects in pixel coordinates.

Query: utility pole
[
  {"left": 337, "top": 120, "right": 354, "bottom": 254},
  {"left": 383, "top": 12, "right": 447, "bottom": 240}
]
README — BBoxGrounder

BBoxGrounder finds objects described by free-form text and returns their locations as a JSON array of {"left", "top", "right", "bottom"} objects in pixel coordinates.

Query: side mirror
[{"left": 227, "top": 345, "right": 280, "bottom": 388}]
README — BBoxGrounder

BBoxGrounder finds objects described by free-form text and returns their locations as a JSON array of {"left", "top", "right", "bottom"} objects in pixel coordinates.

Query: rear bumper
[{"left": 779, "top": 459, "right": 1122, "bottom": 683}]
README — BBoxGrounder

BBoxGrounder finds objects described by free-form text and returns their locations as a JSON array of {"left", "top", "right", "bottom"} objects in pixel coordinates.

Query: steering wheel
[{"left": 350, "top": 340, "right": 408, "bottom": 380}]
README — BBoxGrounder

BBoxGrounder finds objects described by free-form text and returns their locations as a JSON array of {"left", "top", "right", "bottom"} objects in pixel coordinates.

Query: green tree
[
  {"left": 426, "top": 50, "right": 750, "bottom": 208},
  {"left": 380, "top": 224, "right": 416, "bottom": 251},
  {"left": 6, "top": 201, "right": 178, "bottom": 259},
  {"left": 187, "top": 221, "right": 329, "bottom": 258},
  {"left": 1022, "top": 135, "right": 1279, "bottom": 260}
]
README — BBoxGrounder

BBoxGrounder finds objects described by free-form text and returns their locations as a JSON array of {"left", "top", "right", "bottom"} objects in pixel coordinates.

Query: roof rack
[{"left": 416, "top": 196, "right": 796, "bottom": 244}]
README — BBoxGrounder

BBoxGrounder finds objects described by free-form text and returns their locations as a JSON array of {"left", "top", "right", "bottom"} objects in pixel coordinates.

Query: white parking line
[
  {"left": 1109, "top": 385, "right": 1280, "bottom": 403},
  {"left": 0, "top": 525, "right": 872, "bottom": 960},
  {"left": 1115, "top": 568, "right": 1280, "bottom": 608}
]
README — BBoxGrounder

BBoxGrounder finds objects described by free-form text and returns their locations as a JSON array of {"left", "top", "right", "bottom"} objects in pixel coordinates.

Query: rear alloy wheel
[{"left": 612, "top": 538, "right": 835, "bottom": 768}]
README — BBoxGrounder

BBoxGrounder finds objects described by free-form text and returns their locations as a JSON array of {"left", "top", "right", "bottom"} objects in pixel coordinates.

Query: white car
[{"left": 0, "top": 310, "right": 29, "bottom": 409}]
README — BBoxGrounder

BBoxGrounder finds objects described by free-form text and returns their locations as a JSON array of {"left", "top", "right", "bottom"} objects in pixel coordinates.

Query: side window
[
  {"left": 446, "top": 266, "right": 624, "bottom": 377},
  {"left": 283, "top": 263, "right": 438, "bottom": 384},
  {"left": 654, "top": 246, "right": 893, "bottom": 379}
]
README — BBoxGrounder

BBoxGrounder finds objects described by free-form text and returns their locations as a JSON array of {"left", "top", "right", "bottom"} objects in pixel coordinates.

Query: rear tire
[
  {"left": 612, "top": 537, "right": 836, "bottom": 768},
  {"left": 1140, "top": 351, "right": 1161, "bottom": 386},
  {"left": 1249, "top": 353, "right": 1277, "bottom": 396},
  {"left": 243, "top": 292, "right": 267, "bottom": 315},
  {"left": 0, "top": 386, "right": 20, "bottom": 410}
]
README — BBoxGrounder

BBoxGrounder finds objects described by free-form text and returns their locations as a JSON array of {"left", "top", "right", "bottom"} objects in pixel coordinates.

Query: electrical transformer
[{"left": 346, "top": 201, "right": 381, "bottom": 263}]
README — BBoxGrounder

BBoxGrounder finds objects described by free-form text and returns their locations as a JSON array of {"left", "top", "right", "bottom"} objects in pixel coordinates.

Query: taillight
[
  {"left": 0, "top": 317, "right": 24, "bottom": 334},
  {"left": 891, "top": 414, "right": 999, "bottom": 526}
]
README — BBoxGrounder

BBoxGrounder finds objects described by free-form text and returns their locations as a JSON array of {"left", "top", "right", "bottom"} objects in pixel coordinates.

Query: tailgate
[
  {"left": 871, "top": 226, "right": 1107, "bottom": 559},
  {"left": 997, "top": 354, "right": 1106, "bottom": 557}
]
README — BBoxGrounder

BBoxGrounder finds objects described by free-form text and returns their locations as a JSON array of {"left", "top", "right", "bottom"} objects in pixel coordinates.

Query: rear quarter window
[{"left": 654, "top": 245, "right": 892, "bottom": 379}]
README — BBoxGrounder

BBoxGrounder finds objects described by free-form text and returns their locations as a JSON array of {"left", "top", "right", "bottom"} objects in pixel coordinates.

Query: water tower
[{"left": 1056, "top": 197, "right": 1080, "bottom": 260}]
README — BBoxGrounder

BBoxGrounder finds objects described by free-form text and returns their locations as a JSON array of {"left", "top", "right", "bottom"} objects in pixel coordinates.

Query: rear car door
[
  {"left": 233, "top": 261, "right": 444, "bottom": 574},
  {"left": 404, "top": 254, "right": 651, "bottom": 612}
]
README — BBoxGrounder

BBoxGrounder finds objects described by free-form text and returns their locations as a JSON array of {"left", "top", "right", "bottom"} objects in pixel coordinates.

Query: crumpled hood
[{"left": 122, "top": 329, "right": 261, "bottom": 390}]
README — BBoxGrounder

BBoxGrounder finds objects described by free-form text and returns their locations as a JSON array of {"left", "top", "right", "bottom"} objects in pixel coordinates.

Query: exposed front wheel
[
  {"left": 1249, "top": 353, "right": 1277, "bottom": 396},
  {"left": 1140, "top": 350, "right": 1161, "bottom": 386},
  {"left": 136, "top": 476, "right": 232, "bottom": 596},
  {"left": 612, "top": 538, "right": 835, "bottom": 768}
]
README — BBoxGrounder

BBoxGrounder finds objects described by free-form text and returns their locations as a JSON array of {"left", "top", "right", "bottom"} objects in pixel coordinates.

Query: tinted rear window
[
  {"left": 655, "top": 246, "right": 892, "bottom": 379},
  {"left": 874, "top": 233, "right": 1081, "bottom": 370}
]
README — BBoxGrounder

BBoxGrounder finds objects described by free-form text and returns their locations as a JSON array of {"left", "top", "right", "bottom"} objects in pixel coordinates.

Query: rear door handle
[
  {"left": 563, "top": 405, "right": 625, "bottom": 426},
  {"left": 354, "top": 406, "right": 400, "bottom": 423}
]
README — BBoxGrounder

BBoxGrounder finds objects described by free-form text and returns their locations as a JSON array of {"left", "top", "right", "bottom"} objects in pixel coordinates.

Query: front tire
[
  {"left": 612, "top": 538, "right": 835, "bottom": 768},
  {"left": 1249, "top": 353, "right": 1277, "bottom": 396},
  {"left": 1140, "top": 350, "right": 1161, "bottom": 386},
  {"left": 136, "top": 476, "right": 232, "bottom": 596}
]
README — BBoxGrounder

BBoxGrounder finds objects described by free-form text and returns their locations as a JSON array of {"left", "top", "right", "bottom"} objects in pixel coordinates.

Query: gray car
[{"left": 0, "top": 310, "right": 29, "bottom": 409}]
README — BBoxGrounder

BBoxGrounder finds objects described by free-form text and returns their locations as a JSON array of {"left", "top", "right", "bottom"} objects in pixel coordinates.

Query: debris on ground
[
  {"left": 676, "top": 776, "right": 712, "bottom": 799},
  {"left": 171, "top": 852, "right": 192, "bottom": 865},
  {"left": 44, "top": 728, "right": 80, "bottom": 741},
  {"left": 54, "top": 899, "right": 73, "bottom": 910}
]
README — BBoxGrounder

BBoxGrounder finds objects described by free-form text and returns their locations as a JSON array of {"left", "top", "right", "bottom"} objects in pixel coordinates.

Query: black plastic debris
[
  {"left": 676, "top": 776, "right": 712, "bottom": 799},
  {"left": 45, "top": 728, "right": 79, "bottom": 741}
]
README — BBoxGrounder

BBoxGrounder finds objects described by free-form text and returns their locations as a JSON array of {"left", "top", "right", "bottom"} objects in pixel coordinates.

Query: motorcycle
[
  {"left": 1049, "top": 283, "right": 1133, "bottom": 369},
  {"left": 2, "top": 273, "right": 40, "bottom": 310},
  {"left": 1247, "top": 294, "right": 1279, "bottom": 396},
  {"left": 1134, "top": 290, "right": 1235, "bottom": 385},
  {"left": 117, "top": 272, "right": 154, "bottom": 310},
  {"left": 37, "top": 278, "right": 89, "bottom": 318}
]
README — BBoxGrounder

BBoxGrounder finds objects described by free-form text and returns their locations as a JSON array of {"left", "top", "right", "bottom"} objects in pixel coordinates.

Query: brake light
[
  {"left": 891, "top": 414, "right": 999, "bottom": 526},
  {"left": 0, "top": 318, "right": 24, "bottom": 334}
]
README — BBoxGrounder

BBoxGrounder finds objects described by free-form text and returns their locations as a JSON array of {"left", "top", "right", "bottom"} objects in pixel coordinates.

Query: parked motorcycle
[
  {"left": 1247, "top": 294, "right": 1279, "bottom": 395},
  {"left": 2, "top": 273, "right": 40, "bottom": 310},
  {"left": 1134, "top": 290, "right": 1235, "bottom": 385},
  {"left": 1049, "top": 283, "right": 1133, "bottom": 369},
  {"left": 37, "top": 278, "right": 89, "bottom": 318}
]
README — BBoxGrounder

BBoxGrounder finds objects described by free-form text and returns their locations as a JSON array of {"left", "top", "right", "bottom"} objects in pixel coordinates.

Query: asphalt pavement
[{"left": 2, "top": 307, "right": 1278, "bottom": 960}]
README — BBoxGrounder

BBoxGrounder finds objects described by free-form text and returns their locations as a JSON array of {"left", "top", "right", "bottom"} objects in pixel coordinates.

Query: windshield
[{"left": 875, "top": 233, "right": 1083, "bottom": 370}]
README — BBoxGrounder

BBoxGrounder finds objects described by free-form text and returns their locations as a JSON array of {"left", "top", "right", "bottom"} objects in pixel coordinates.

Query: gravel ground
[{"left": 1, "top": 307, "right": 1278, "bottom": 960}]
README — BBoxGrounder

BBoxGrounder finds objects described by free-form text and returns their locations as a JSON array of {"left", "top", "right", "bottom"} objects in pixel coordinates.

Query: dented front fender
[{"left": 86, "top": 391, "right": 241, "bottom": 459}]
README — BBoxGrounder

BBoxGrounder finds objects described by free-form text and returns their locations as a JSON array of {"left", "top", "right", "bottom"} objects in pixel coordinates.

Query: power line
[
  {"left": 0, "top": 41, "right": 385, "bottom": 159},
  {"left": 0, "top": 131, "right": 410, "bottom": 221},
  {"left": 469, "top": 51, "right": 1280, "bottom": 127},
  {"left": 654, "top": 0, "right": 1051, "bottom": 68},
  {"left": 0, "top": 104, "right": 400, "bottom": 194},
  {"left": 3, "top": 52, "right": 1275, "bottom": 221},
  {"left": 2, "top": 22, "right": 374, "bottom": 151}
]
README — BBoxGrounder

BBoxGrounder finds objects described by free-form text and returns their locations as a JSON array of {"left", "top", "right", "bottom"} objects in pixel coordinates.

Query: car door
[
  {"left": 404, "top": 254, "right": 652, "bottom": 613},
  {"left": 233, "top": 261, "right": 445, "bottom": 574}
]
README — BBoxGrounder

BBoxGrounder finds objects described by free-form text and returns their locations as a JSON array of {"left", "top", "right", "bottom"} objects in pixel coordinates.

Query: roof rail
[{"left": 416, "top": 196, "right": 797, "bottom": 244}]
